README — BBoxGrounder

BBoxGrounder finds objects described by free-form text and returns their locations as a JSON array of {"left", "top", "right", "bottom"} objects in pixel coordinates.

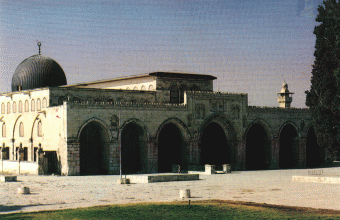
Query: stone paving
[{"left": 1, "top": 167, "right": 340, "bottom": 214}]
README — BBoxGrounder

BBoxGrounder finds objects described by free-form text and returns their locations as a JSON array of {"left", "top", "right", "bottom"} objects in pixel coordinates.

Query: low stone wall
[
  {"left": 292, "top": 175, "right": 340, "bottom": 184},
  {"left": 0, "top": 160, "right": 39, "bottom": 175},
  {"left": 126, "top": 174, "right": 199, "bottom": 183}
]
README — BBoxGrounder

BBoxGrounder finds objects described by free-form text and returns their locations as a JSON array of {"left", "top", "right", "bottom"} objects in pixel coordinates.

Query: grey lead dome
[{"left": 11, "top": 54, "right": 67, "bottom": 92}]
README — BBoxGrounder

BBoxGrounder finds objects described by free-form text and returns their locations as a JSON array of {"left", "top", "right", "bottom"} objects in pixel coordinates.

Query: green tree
[{"left": 306, "top": 0, "right": 340, "bottom": 162}]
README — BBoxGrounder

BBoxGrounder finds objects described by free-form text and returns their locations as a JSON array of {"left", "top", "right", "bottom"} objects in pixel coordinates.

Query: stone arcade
[{"left": 0, "top": 47, "right": 324, "bottom": 175}]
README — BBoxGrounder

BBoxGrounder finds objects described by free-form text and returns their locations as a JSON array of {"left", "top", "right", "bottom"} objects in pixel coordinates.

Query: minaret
[
  {"left": 277, "top": 82, "right": 294, "bottom": 108},
  {"left": 37, "top": 42, "right": 41, "bottom": 55}
]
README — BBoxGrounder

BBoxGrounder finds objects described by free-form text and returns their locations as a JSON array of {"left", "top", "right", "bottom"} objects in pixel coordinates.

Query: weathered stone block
[{"left": 0, "top": 175, "right": 17, "bottom": 182}]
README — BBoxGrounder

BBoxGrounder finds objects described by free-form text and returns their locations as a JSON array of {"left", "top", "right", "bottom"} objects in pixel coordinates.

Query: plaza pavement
[{"left": 1, "top": 167, "right": 340, "bottom": 214}]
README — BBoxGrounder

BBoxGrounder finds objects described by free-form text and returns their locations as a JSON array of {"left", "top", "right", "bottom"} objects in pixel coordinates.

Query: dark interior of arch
[
  {"left": 246, "top": 123, "right": 271, "bottom": 170},
  {"left": 158, "top": 123, "right": 186, "bottom": 172},
  {"left": 200, "top": 122, "right": 230, "bottom": 166},
  {"left": 306, "top": 126, "right": 324, "bottom": 167},
  {"left": 121, "top": 123, "right": 147, "bottom": 174},
  {"left": 279, "top": 124, "right": 299, "bottom": 169},
  {"left": 79, "top": 122, "right": 109, "bottom": 175}
]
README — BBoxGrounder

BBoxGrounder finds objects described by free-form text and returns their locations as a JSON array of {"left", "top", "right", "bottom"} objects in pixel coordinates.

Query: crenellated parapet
[{"left": 67, "top": 100, "right": 187, "bottom": 109}]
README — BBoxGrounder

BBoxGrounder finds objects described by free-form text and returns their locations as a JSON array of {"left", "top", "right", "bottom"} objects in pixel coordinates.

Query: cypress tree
[{"left": 306, "top": 0, "right": 340, "bottom": 162}]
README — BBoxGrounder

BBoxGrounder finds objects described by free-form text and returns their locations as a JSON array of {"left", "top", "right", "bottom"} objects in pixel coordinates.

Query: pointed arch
[
  {"left": 155, "top": 117, "right": 191, "bottom": 142},
  {"left": 306, "top": 125, "right": 324, "bottom": 167},
  {"left": 78, "top": 118, "right": 111, "bottom": 175},
  {"left": 245, "top": 119, "right": 273, "bottom": 170},
  {"left": 156, "top": 117, "right": 190, "bottom": 172},
  {"left": 2, "top": 122, "right": 6, "bottom": 137},
  {"left": 279, "top": 122, "right": 299, "bottom": 169},
  {"left": 198, "top": 113, "right": 237, "bottom": 167},
  {"left": 12, "top": 115, "right": 22, "bottom": 140},
  {"left": 120, "top": 118, "right": 150, "bottom": 174},
  {"left": 77, "top": 118, "right": 111, "bottom": 142}
]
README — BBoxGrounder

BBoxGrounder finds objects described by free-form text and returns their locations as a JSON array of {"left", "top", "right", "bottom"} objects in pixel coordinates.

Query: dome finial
[{"left": 37, "top": 42, "right": 41, "bottom": 55}]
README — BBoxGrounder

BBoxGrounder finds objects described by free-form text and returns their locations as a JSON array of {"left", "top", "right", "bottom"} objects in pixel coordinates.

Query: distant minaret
[
  {"left": 37, "top": 42, "right": 41, "bottom": 55},
  {"left": 277, "top": 82, "right": 294, "bottom": 108}
]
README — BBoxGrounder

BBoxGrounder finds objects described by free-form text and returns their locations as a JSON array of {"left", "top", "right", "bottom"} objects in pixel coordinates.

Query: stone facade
[{"left": 0, "top": 72, "right": 323, "bottom": 176}]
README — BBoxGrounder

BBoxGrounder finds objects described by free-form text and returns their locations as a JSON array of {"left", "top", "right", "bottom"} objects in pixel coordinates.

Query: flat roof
[{"left": 63, "top": 72, "right": 217, "bottom": 88}]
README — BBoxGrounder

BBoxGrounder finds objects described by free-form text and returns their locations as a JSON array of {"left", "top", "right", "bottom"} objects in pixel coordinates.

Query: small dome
[
  {"left": 280, "top": 82, "right": 289, "bottom": 93},
  {"left": 12, "top": 54, "right": 67, "bottom": 92}
]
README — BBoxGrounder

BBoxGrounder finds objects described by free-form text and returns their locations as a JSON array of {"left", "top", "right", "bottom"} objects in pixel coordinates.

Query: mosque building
[{"left": 0, "top": 44, "right": 324, "bottom": 175}]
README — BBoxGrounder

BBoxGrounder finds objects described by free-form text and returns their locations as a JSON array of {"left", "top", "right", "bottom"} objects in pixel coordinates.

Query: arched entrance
[
  {"left": 158, "top": 123, "right": 186, "bottom": 173},
  {"left": 200, "top": 122, "right": 230, "bottom": 166},
  {"left": 79, "top": 121, "right": 110, "bottom": 175},
  {"left": 246, "top": 123, "right": 271, "bottom": 170},
  {"left": 306, "top": 126, "right": 324, "bottom": 167},
  {"left": 121, "top": 123, "right": 147, "bottom": 174},
  {"left": 279, "top": 124, "right": 299, "bottom": 169}
]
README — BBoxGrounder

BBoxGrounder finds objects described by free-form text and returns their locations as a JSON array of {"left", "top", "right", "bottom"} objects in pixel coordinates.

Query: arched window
[
  {"left": 148, "top": 85, "right": 154, "bottom": 91},
  {"left": 31, "top": 99, "right": 35, "bottom": 111},
  {"left": 19, "top": 122, "right": 24, "bottom": 137},
  {"left": 42, "top": 98, "right": 47, "bottom": 108},
  {"left": 126, "top": 87, "right": 130, "bottom": 90},
  {"left": 37, "top": 121, "right": 42, "bottom": 137},
  {"left": 2, "top": 123, "right": 6, "bottom": 137},
  {"left": 1, "top": 103, "right": 5, "bottom": 114},
  {"left": 141, "top": 85, "right": 146, "bottom": 90},
  {"left": 180, "top": 85, "right": 188, "bottom": 103},
  {"left": 25, "top": 100, "right": 29, "bottom": 112},
  {"left": 18, "top": 101, "right": 23, "bottom": 113},
  {"left": 170, "top": 85, "right": 179, "bottom": 103},
  {"left": 7, "top": 102, "right": 10, "bottom": 114},
  {"left": 58, "top": 97, "right": 65, "bottom": 105},
  {"left": 12, "top": 101, "right": 17, "bottom": 113},
  {"left": 37, "top": 99, "right": 41, "bottom": 111},
  {"left": 133, "top": 86, "right": 138, "bottom": 90}
]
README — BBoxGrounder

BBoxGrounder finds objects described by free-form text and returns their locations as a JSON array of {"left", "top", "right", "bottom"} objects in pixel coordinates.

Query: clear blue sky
[{"left": 0, "top": 0, "right": 322, "bottom": 108}]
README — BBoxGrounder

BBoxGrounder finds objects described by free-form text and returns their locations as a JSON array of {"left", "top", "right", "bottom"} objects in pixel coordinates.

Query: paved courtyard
[{"left": 1, "top": 167, "right": 340, "bottom": 214}]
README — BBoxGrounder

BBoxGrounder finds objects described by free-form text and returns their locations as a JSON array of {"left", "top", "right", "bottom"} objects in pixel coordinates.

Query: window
[
  {"left": 42, "top": 98, "right": 47, "bottom": 108},
  {"left": 12, "top": 101, "right": 17, "bottom": 113},
  {"left": 34, "top": 147, "right": 38, "bottom": 162},
  {"left": 180, "top": 85, "right": 188, "bottom": 103},
  {"left": 16, "top": 147, "right": 19, "bottom": 160},
  {"left": 58, "top": 97, "right": 64, "bottom": 105},
  {"left": 232, "top": 105, "right": 240, "bottom": 119},
  {"left": 1, "top": 103, "right": 5, "bottom": 114},
  {"left": 25, "top": 100, "right": 29, "bottom": 112},
  {"left": 141, "top": 85, "right": 146, "bottom": 90},
  {"left": 133, "top": 86, "right": 138, "bottom": 90},
  {"left": 7, "top": 102, "right": 10, "bottom": 114},
  {"left": 2, "top": 147, "right": 9, "bottom": 160},
  {"left": 19, "top": 101, "right": 23, "bottom": 113},
  {"left": 170, "top": 85, "right": 179, "bottom": 103},
  {"left": 37, "top": 121, "right": 42, "bottom": 137},
  {"left": 37, "top": 99, "right": 41, "bottom": 111},
  {"left": 195, "top": 105, "right": 205, "bottom": 119},
  {"left": 31, "top": 99, "right": 35, "bottom": 111},
  {"left": 2, "top": 123, "right": 5, "bottom": 137},
  {"left": 23, "top": 147, "right": 28, "bottom": 161},
  {"left": 19, "top": 122, "right": 24, "bottom": 137},
  {"left": 148, "top": 85, "right": 154, "bottom": 91}
]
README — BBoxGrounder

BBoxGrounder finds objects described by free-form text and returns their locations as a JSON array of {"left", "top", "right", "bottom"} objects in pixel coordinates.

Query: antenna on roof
[{"left": 37, "top": 42, "right": 41, "bottom": 55}]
